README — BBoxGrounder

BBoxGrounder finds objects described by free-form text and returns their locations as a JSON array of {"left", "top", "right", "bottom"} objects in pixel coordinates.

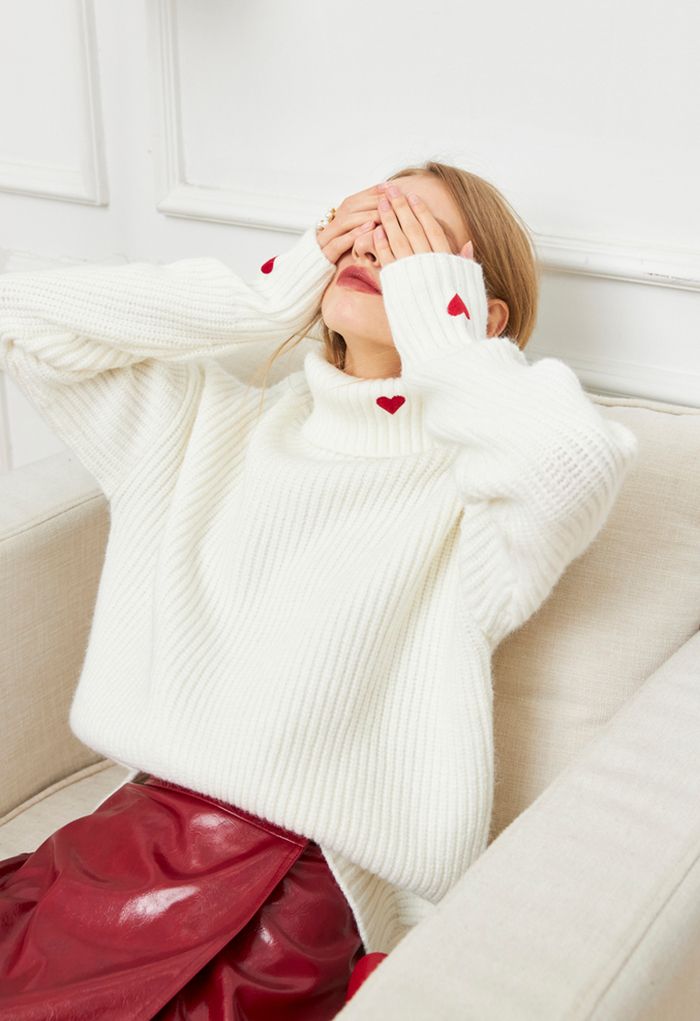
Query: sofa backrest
[{"left": 490, "top": 392, "right": 700, "bottom": 842}]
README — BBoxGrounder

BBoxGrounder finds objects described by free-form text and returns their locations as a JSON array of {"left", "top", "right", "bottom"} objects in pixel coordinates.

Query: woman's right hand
[{"left": 316, "top": 184, "right": 385, "bottom": 265}]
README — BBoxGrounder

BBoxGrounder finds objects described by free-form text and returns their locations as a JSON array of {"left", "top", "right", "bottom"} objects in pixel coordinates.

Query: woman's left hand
[{"left": 373, "top": 184, "right": 475, "bottom": 267}]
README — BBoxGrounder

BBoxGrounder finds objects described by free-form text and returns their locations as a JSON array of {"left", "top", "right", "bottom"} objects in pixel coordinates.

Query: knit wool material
[{"left": 0, "top": 226, "right": 639, "bottom": 954}]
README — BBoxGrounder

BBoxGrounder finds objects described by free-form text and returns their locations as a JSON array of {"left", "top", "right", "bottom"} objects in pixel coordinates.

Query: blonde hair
[{"left": 246, "top": 159, "right": 540, "bottom": 417}]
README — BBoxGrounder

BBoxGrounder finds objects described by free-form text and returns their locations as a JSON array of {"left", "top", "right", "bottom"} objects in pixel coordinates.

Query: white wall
[{"left": 1, "top": 0, "right": 698, "bottom": 473}]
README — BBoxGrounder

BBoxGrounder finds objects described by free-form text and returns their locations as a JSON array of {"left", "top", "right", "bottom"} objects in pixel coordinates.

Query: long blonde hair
[{"left": 246, "top": 160, "right": 540, "bottom": 416}]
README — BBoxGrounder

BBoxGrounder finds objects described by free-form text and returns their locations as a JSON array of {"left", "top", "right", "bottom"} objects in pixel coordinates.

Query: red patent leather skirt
[{"left": 0, "top": 772, "right": 376, "bottom": 1020}]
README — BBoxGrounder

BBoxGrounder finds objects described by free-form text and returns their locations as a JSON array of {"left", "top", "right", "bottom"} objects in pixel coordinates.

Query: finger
[
  {"left": 344, "top": 182, "right": 387, "bottom": 203},
  {"left": 373, "top": 225, "right": 395, "bottom": 268},
  {"left": 316, "top": 184, "right": 388, "bottom": 259},
  {"left": 351, "top": 182, "right": 389, "bottom": 205},
  {"left": 319, "top": 218, "right": 376, "bottom": 264},
  {"left": 376, "top": 193, "right": 415, "bottom": 260},
  {"left": 331, "top": 183, "right": 385, "bottom": 225},
  {"left": 317, "top": 205, "right": 380, "bottom": 247},
  {"left": 396, "top": 191, "right": 451, "bottom": 254}
]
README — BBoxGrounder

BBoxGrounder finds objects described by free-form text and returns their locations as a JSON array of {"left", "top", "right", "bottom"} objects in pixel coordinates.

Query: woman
[{"left": 0, "top": 161, "right": 638, "bottom": 1019}]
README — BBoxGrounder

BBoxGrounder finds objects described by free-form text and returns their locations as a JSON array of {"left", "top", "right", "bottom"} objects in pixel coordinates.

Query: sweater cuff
[
  {"left": 378, "top": 252, "right": 489, "bottom": 372},
  {"left": 254, "top": 223, "right": 336, "bottom": 312},
  {"left": 288, "top": 222, "right": 337, "bottom": 277}
]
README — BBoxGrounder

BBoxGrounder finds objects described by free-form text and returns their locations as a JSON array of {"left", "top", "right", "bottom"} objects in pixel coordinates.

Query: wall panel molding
[
  {"left": 0, "top": 0, "right": 108, "bottom": 206},
  {"left": 533, "top": 348, "right": 699, "bottom": 409},
  {"left": 536, "top": 234, "right": 700, "bottom": 293},
  {"left": 146, "top": 0, "right": 320, "bottom": 233},
  {"left": 147, "top": 0, "right": 700, "bottom": 294}
]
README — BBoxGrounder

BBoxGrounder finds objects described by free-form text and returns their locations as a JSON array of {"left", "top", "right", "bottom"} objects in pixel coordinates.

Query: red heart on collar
[
  {"left": 376, "top": 395, "right": 406, "bottom": 415},
  {"left": 447, "top": 292, "right": 471, "bottom": 318}
]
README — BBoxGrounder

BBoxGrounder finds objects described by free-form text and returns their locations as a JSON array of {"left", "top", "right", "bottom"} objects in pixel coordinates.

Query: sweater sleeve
[
  {"left": 379, "top": 252, "right": 639, "bottom": 647},
  {"left": 1, "top": 224, "right": 335, "bottom": 497}
]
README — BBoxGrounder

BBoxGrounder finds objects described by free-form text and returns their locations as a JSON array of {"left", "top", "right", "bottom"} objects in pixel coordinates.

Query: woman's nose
[{"left": 354, "top": 234, "right": 379, "bottom": 261}]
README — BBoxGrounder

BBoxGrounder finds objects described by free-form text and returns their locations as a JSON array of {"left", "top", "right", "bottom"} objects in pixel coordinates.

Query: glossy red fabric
[{"left": 0, "top": 773, "right": 365, "bottom": 1020}]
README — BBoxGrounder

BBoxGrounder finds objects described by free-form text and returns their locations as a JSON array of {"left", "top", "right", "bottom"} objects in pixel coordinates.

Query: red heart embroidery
[
  {"left": 260, "top": 256, "right": 276, "bottom": 274},
  {"left": 376, "top": 395, "right": 405, "bottom": 415},
  {"left": 447, "top": 293, "right": 470, "bottom": 318}
]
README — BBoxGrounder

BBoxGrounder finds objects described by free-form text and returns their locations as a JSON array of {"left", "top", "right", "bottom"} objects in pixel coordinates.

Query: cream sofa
[{"left": 1, "top": 389, "right": 699, "bottom": 1021}]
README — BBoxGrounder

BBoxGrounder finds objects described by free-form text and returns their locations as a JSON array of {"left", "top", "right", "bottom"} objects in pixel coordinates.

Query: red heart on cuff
[{"left": 447, "top": 293, "right": 471, "bottom": 318}]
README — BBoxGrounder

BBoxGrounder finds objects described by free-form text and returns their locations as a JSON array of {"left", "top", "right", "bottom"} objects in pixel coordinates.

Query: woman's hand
[
  {"left": 316, "top": 184, "right": 385, "bottom": 264},
  {"left": 373, "top": 184, "right": 475, "bottom": 267}
]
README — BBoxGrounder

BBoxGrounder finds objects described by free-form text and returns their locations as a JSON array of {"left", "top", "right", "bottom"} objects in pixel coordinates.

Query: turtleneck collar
[{"left": 298, "top": 345, "right": 444, "bottom": 458}]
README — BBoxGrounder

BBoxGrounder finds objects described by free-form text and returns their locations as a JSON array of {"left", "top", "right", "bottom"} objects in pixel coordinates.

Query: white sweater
[{"left": 0, "top": 225, "right": 639, "bottom": 955}]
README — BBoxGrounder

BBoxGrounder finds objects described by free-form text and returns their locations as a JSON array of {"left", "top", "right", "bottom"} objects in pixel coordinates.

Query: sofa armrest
[
  {"left": 0, "top": 452, "right": 110, "bottom": 817},
  {"left": 338, "top": 629, "right": 700, "bottom": 1021}
]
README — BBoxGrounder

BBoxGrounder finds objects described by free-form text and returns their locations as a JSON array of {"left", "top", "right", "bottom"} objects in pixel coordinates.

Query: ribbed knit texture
[{"left": 0, "top": 226, "right": 639, "bottom": 955}]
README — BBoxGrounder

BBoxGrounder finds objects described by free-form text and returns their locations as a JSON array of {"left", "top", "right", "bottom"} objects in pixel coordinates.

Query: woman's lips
[{"left": 337, "top": 276, "right": 381, "bottom": 295}]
